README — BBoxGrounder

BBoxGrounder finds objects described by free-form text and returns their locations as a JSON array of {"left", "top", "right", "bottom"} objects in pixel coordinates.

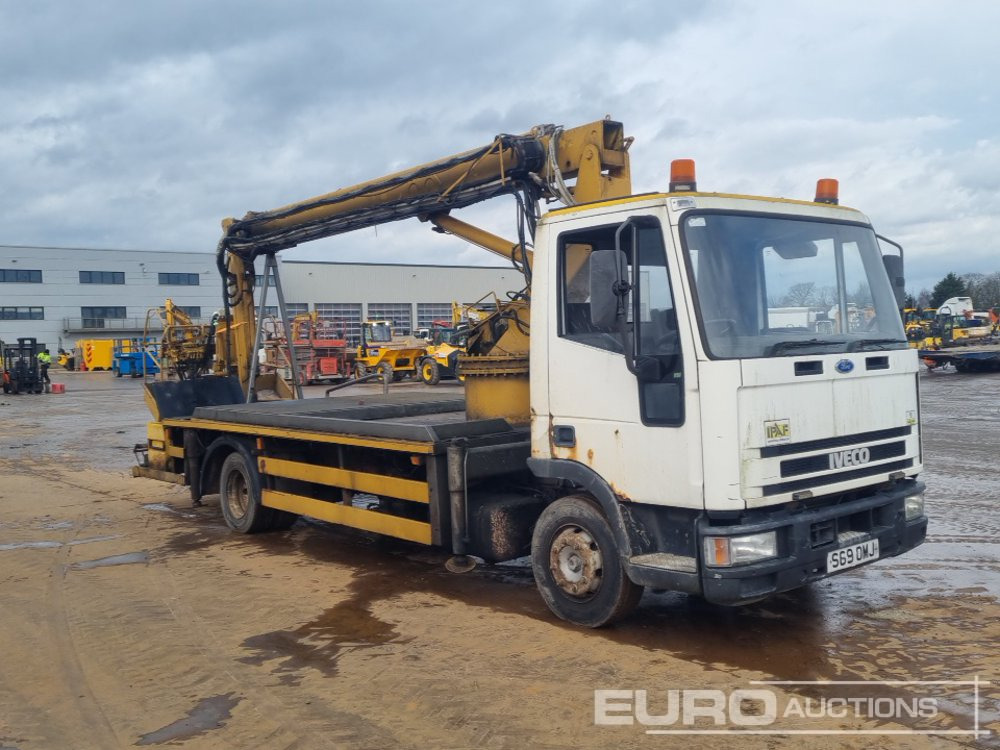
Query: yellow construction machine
[
  {"left": 353, "top": 320, "right": 426, "bottom": 382},
  {"left": 143, "top": 299, "right": 215, "bottom": 379},
  {"left": 416, "top": 322, "right": 469, "bottom": 385}
]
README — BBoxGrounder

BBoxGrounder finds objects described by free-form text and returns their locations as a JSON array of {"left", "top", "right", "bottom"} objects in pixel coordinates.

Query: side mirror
[
  {"left": 882, "top": 254, "right": 905, "bottom": 309},
  {"left": 877, "top": 235, "right": 906, "bottom": 309},
  {"left": 632, "top": 355, "right": 664, "bottom": 381},
  {"left": 589, "top": 249, "right": 628, "bottom": 329}
]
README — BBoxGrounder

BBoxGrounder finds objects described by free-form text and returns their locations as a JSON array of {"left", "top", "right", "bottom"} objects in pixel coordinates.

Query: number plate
[{"left": 827, "top": 538, "right": 879, "bottom": 573}]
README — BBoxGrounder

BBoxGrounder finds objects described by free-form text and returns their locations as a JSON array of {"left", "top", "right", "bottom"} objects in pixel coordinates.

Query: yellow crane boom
[{"left": 214, "top": 119, "right": 633, "bottom": 400}]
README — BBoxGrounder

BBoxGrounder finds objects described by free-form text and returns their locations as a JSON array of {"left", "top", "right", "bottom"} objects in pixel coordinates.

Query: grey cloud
[{"left": 1, "top": 0, "right": 999, "bottom": 279}]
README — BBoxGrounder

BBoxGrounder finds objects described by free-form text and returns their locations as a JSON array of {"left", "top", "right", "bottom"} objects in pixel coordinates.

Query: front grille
[
  {"left": 760, "top": 426, "right": 912, "bottom": 458},
  {"left": 780, "top": 441, "right": 907, "bottom": 477},
  {"left": 761, "top": 459, "right": 914, "bottom": 496}
]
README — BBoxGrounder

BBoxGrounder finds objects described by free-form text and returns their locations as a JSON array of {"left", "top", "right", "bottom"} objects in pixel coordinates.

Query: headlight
[
  {"left": 703, "top": 531, "right": 778, "bottom": 567},
  {"left": 904, "top": 493, "right": 925, "bottom": 521}
]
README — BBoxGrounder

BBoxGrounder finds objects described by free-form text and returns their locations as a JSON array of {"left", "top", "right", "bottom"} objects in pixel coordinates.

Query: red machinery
[{"left": 289, "top": 313, "right": 355, "bottom": 384}]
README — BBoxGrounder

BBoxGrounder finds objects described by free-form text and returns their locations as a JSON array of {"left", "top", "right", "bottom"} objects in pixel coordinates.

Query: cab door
[{"left": 542, "top": 214, "right": 701, "bottom": 511}]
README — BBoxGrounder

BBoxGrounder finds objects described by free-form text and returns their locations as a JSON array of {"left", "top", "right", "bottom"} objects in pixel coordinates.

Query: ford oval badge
[{"left": 835, "top": 359, "right": 854, "bottom": 374}]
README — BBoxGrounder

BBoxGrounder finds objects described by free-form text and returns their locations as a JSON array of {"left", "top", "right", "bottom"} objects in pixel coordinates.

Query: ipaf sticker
[{"left": 764, "top": 419, "right": 791, "bottom": 444}]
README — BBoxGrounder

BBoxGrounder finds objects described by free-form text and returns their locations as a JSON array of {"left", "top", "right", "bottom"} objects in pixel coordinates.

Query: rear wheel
[
  {"left": 531, "top": 495, "right": 642, "bottom": 627},
  {"left": 376, "top": 362, "right": 393, "bottom": 384},
  {"left": 218, "top": 451, "right": 296, "bottom": 533},
  {"left": 354, "top": 362, "right": 368, "bottom": 379},
  {"left": 419, "top": 358, "right": 441, "bottom": 385}
]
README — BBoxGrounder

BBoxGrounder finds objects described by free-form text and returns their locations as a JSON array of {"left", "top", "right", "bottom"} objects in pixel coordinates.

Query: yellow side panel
[
  {"left": 259, "top": 456, "right": 430, "bottom": 503},
  {"left": 162, "top": 418, "right": 436, "bottom": 454},
  {"left": 262, "top": 490, "right": 432, "bottom": 545}
]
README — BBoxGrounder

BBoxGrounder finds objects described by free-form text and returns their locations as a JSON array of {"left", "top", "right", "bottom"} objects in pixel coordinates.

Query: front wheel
[
  {"left": 419, "top": 358, "right": 441, "bottom": 385},
  {"left": 530, "top": 495, "right": 643, "bottom": 627}
]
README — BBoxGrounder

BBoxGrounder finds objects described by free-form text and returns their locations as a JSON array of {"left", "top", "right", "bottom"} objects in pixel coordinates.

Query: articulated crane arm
[{"left": 215, "top": 119, "right": 632, "bottom": 401}]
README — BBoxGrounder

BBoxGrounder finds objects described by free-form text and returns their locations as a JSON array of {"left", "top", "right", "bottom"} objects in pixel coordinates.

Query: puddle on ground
[
  {"left": 70, "top": 551, "right": 149, "bottom": 570},
  {"left": 142, "top": 503, "right": 197, "bottom": 518},
  {"left": 135, "top": 693, "right": 240, "bottom": 745},
  {"left": 0, "top": 535, "right": 122, "bottom": 551},
  {"left": 239, "top": 569, "right": 404, "bottom": 685},
  {"left": 0, "top": 541, "right": 62, "bottom": 551}
]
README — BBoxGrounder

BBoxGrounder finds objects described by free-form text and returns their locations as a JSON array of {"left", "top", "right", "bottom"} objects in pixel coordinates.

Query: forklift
[{"left": 2, "top": 338, "right": 45, "bottom": 394}]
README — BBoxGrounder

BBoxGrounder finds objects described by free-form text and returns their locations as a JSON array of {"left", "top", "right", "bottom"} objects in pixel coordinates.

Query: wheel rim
[
  {"left": 549, "top": 525, "right": 603, "bottom": 599},
  {"left": 422, "top": 362, "right": 433, "bottom": 380},
  {"left": 224, "top": 467, "right": 250, "bottom": 520}
]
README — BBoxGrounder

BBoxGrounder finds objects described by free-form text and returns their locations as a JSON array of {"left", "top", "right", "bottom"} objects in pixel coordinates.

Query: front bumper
[{"left": 625, "top": 479, "right": 927, "bottom": 605}]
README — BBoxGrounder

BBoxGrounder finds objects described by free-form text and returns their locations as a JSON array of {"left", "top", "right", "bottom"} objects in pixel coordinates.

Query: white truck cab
[{"left": 527, "top": 187, "right": 926, "bottom": 610}]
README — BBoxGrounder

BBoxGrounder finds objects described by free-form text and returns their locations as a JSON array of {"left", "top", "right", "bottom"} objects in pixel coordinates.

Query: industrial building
[{"left": 0, "top": 245, "right": 520, "bottom": 351}]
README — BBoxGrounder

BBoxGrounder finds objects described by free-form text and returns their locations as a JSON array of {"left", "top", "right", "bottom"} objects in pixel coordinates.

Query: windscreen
[
  {"left": 680, "top": 212, "right": 906, "bottom": 359},
  {"left": 368, "top": 323, "right": 392, "bottom": 342}
]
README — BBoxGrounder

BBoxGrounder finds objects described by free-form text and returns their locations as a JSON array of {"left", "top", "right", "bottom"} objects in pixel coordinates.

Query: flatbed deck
[
  {"left": 919, "top": 342, "right": 1000, "bottom": 372},
  {"left": 182, "top": 391, "right": 515, "bottom": 444}
]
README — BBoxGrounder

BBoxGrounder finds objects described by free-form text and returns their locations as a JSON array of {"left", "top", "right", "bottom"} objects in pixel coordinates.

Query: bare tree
[
  {"left": 782, "top": 282, "right": 816, "bottom": 306},
  {"left": 969, "top": 273, "right": 1000, "bottom": 309}
]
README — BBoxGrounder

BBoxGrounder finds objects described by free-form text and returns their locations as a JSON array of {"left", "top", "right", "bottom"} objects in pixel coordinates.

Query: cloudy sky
[{"left": 2, "top": 0, "right": 998, "bottom": 294}]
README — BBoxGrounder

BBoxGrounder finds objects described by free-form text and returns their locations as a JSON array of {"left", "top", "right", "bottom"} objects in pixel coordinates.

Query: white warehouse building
[{"left": 0, "top": 245, "right": 521, "bottom": 352}]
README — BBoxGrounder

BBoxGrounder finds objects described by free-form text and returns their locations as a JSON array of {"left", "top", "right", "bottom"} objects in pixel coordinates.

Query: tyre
[
  {"left": 354, "top": 362, "right": 368, "bottom": 379},
  {"left": 114, "top": 366, "right": 122, "bottom": 378},
  {"left": 531, "top": 495, "right": 643, "bottom": 627},
  {"left": 218, "top": 451, "right": 273, "bottom": 533},
  {"left": 377, "top": 362, "right": 393, "bottom": 384},
  {"left": 419, "top": 358, "right": 441, "bottom": 385}
]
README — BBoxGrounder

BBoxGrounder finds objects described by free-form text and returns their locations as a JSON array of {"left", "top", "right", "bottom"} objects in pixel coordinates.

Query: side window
[
  {"left": 558, "top": 225, "right": 624, "bottom": 354},
  {"left": 558, "top": 219, "right": 684, "bottom": 426},
  {"left": 636, "top": 225, "right": 679, "bottom": 358},
  {"left": 633, "top": 223, "right": 684, "bottom": 426}
]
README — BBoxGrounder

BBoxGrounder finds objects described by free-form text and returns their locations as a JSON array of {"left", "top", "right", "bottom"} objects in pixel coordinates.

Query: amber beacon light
[
  {"left": 669, "top": 159, "right": 697, "bottom": 192},
  {"left": 815, "top": 178, "right": 839, "bottom": 204}
]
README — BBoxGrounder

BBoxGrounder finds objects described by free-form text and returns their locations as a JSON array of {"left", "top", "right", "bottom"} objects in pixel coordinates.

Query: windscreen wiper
[
  {"left": 765, "top": 339, "right": 841, "bottom": 356},
  {"left": 846, "top": 338, "right": 907, "bottom": 352}
]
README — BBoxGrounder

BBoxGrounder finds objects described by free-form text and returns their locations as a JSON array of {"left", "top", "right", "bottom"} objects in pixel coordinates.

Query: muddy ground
[{"left": 0, "top": 370, "right": 997, "bottom": 749}]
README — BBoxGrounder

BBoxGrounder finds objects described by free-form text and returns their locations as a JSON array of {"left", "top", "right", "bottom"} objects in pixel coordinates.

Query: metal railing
[{"left": 63, "top": 317, "right": 202, "bottom": 332}]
